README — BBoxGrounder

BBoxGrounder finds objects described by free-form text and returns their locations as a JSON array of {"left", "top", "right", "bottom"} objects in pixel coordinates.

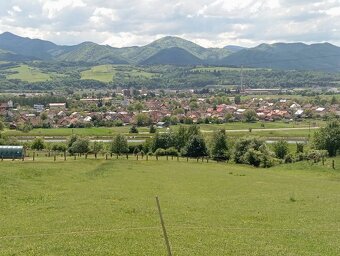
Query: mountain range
[{"left": 0, "top": 32, "right": 339, "bottom": 71}]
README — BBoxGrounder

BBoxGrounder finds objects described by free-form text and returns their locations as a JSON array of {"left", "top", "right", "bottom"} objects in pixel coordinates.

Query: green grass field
[
  {"left": 0, "top": 157, "right": 339, "bottom": 255},
  {"left": 81, "top": 65, "right": 117, "bottom": 83},
  {"left": 81, "top": 65, "right": 156, "bottom": 83},
  {"left": 6, "top": 65, "right": 52, "bottom": 82},
  {"left": 4, "top": 121, "right": 323, "bottom": 139}
]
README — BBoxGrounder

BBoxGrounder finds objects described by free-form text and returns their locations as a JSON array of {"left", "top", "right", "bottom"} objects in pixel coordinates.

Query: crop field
[{"left": 0, "top": 157, "right": 339, "bottom": 255}]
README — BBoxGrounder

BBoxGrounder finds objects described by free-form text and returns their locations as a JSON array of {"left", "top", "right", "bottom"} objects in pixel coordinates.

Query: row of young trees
[{"left": 25, "top": 120, "right": 340, "bottom": 167}]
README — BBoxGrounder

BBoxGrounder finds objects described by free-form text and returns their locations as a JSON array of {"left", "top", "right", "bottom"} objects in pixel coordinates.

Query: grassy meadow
[
  {"left": 81, "top": 65, "right": 117, "bottom": 83},
  {"left": 80, "top": 65, "right": 157, "bottom": 83},
  {"left": 6, "top": 65, "right": 53, "bottom": 82},
  {"left": 3, "top": 121, "right": 323, "bottom": 139},
  {"left": 0, "top": 157, "right": 339, "bottom": 255}
]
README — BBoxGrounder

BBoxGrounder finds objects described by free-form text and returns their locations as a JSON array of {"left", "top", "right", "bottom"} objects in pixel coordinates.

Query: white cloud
[
  {"left": 40, "top": 0, "right": 86, "bottom": 19},
  {"left": 12, "top": 6, "right": 22, "bottom": 12},
  {"left": 0, "top": 0, "right": 339, "bottom": 47}
]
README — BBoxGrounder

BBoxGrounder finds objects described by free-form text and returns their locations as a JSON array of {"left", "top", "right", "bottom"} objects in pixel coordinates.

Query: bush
[
  {"left": 306, "top": 150, "right": 328, "bottom": 163},
  {"left": 273, "top": 140, "right": 289, "bottom": 159},
  {"left": 165, "top": 147, "right": 179, "bottom": 156},
  {"left": 295, "top": 152, "right": 305, "bottom": 162},
  {"left": 31, "top": 138, "right": 45, "bottom": 151},
  {"left": 284, "top": 154, "right": 294, "bottom": 164},
  {"left": 243, "top": 149, "right": 262, "bottom": 167},
  {"left": 154, "top": 148, "right": 166, "bottom": 156},
  {"left": 129, "top": 125, "right": 139, "bottom": 134},
  {"left": 51, "top": 143, "right": 67, "bottom": 152},
  {"left": 68, "top": 138, "right": 90, "bottom": 154}
]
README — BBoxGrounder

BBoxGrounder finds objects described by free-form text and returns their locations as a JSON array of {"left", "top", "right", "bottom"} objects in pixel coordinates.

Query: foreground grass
[{"left": 0, "top": 158, "right": 339, "bottom": 255}]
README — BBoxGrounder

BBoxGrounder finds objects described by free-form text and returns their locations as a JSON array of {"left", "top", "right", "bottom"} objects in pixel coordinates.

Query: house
[
  {"left": 156, "top": 122, "right": 166, "bottom": 128},
  {"left": 49, "top": 103, "right": 66, "bottom": 110},
  {"left": 290, "top": 103, "right": 301, "bottom": 110},
  {"left": 0, "top": 100, "right": 13, "bottom": 111},
  {"left": 33, "top": 104, "right": 45, "bottom": 112},
  {"left": 294, "top": 109, "right": 304, "bottom": 117}
]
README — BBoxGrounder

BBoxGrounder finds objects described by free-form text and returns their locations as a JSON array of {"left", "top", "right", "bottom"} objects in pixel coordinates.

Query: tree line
[{"left": 19, "top": 121, "right": 339, "bottom": 167}]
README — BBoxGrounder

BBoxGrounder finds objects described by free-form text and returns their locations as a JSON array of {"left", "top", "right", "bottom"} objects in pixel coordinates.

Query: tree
[
  {"left": 175, "top": 125, "right": 187, "bottom": 150},
  {"left": 210, "top": 129, "right": 230, "bottom": 161},
  {"left": 40, "top": 112, "right": 48, "bottom": 121},
  {"left": 296, "top": 143, "right": 304, "bottom": 154},
  {"left": 182, "top": 134, "right": 208, "bottom": 158},
  {"left": 234, "top": 95, "right": 241, "bottom": 104},
  {"left": 68, "top": 134, "right": 78, "bottom": 148},
  {"left": 91, "top": 142, "right": 104, "bottom": 155},
  {"left": 135, "top": 113, "right": 150, "bottom": 126},
  {"left": 31, "top": 138, "right": 45, "bottom": 151},
  {"left": 151, "top": 132, "right": 175, "bottom": 152},
  {"left": 234, "top": 137, "right": 264, "bottom": 164},
  {"left": 149, "top": 125, "right": 156, "bottom": 133},
  {"left": 0, "top": 120, "right": 5, "bottom": 131},
  {"left": 129, "top": 125, "right": 139, "bottom": 134},
  {"left": 244, "top": 109, "right": 257, "bottom": 122},
  {"left": 69, "top": 138, "right": 90, "bottom": 154},
  {"left": 273, "top": 140, "right": 289, "bottom": 159},
  {"left": 331, "top": 95, "right": 338, "bottom": 105},
  {"left": 314, "top": 121, "right": 340, "bottom": 157},
  {"left": 111, "top": 134, "right": 129, "bottom": 155}
]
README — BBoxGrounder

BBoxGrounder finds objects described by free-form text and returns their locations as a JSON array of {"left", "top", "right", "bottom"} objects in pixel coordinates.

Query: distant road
[{"left": 201, "top": 127, "right": 320, "bottom": 133}]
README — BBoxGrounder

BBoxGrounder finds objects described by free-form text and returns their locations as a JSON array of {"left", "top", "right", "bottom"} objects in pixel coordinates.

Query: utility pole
[
  {"left": 155, "top": 196, "right": 172, "bottom": 256},
  {"left": 240, "top": 65, "right": 244, "bottom": 92}
]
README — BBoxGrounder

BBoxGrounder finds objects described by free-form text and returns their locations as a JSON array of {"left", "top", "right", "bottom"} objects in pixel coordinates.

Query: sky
[{"left": 0, "top": 0, "right": 339, "bottom": 48}]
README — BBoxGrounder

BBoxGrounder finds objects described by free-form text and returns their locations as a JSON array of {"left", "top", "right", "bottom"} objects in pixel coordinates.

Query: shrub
[
  {"left": 31, "top": 138, "right": 45, "bottom": 151},
  {"left": 154, "top": 148, "right": 166, "bottom": 156},
  {"left": 284, "top": 154, "right": 294, "bottom": 164},
  {"left": 129, "top": 125, "right": 139, "bottom": 134},
  {"left": 51, "top": 143, "right": 67, "bottom": 152},
  {"left": 165, "top": 147, "right": 179, "bottom": 156},
  {"left": 306, "top": 150, "right": 328, "bottom": 163},
  {"left": 273, "top": 140, "right": 289, "bottom": 159}
]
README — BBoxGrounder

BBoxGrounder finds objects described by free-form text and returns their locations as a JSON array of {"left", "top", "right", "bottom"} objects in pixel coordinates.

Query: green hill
[
  {"left": 0, "top": 32, "right": 339, "bottom": 71},
  {"left": 220, "top": 42, "right": 340, "bottom": 71},
  {"left": 141, "top": 47, "right": 203, "bottom": 65},
  {"left": 56, "top": 42, "right": 128, "bottom": 64}
]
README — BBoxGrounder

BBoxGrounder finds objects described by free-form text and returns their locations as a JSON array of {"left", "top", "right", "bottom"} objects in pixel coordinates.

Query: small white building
[{"left": 49, "top": 103, "right": 66, "bottom": 110}]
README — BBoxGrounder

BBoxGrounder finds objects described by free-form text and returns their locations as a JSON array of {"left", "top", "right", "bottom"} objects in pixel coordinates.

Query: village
[{"left": 0, "top": 87, "right": 339, "bottom": 130}]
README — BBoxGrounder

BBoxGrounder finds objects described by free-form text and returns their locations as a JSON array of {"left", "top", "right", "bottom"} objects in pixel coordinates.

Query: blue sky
[{"left": 0, "top": 0, "right": 339, "bottom": 47}]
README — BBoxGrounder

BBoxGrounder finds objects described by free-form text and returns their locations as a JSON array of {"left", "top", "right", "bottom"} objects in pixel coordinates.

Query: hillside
[
  {"left": 220, "top": 42, "right": 340, "bottom": 71},
  {"left": 0, "top": 49, "right": 36, "bottom": 61},
  {"left": 56, "top": 42, "right": 128, "bottom": 64},
  {"left": 0, "top": 32, "right": 61, "bottom": 60},
  {"left": 141, "top": 47, "right": 203, "bottom": 65},
  {"left": 0, "top": 32, "right": 339, "bottom": 71}
]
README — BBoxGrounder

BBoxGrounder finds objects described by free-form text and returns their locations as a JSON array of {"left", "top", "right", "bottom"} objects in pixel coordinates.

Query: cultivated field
[{"left": 0, "top": 157, "right": 339, "bottom": 255}]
